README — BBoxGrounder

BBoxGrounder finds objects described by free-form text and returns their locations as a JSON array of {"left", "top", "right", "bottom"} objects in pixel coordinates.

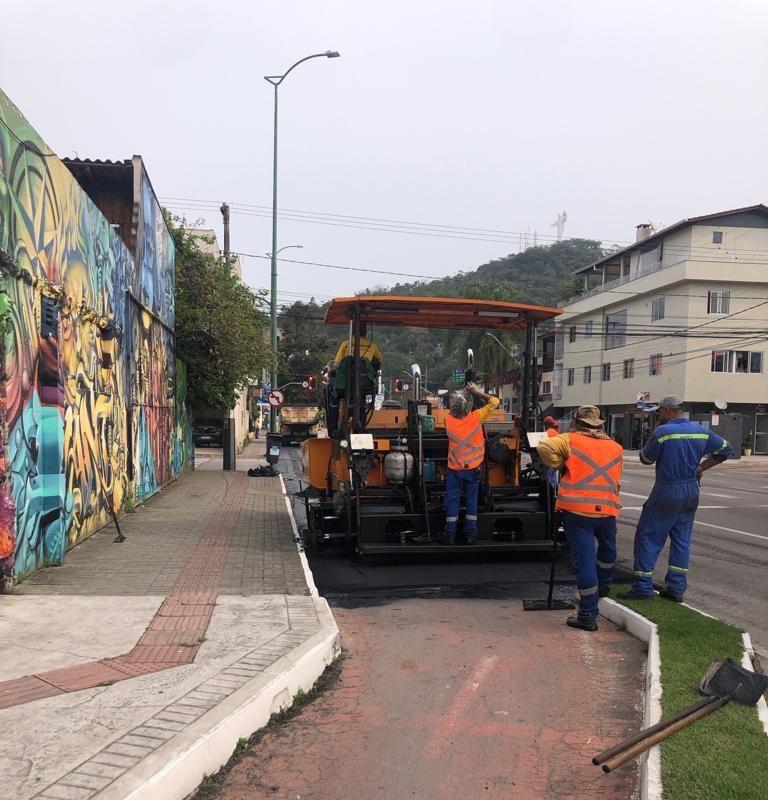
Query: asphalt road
[
  {"left": 214, "top": 446, "right": 647, "bottom": 800},
  {"left": 616, "top": 458, "right": 768, "bottom": 657},
  {"left": 281, "top": 448, "right": 768, "bottom": 657}
]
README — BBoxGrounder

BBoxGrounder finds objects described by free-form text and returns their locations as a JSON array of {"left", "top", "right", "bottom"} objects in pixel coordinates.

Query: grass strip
[{"left": 610, "top": 586, "right": 768, "bottom": 800}]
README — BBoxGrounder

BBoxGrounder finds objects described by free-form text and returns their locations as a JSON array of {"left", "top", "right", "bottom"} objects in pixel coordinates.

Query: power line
[{"left": 238, "top": 253, "right": 438, "bottom": 280}]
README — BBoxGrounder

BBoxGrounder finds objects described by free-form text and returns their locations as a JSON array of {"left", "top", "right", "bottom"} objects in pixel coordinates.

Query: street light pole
[{"left": 265, "top": 50, "right": 340, "bottom": 433}]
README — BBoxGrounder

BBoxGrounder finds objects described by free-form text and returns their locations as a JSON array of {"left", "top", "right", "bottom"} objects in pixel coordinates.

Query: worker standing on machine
[
  {"left": 620, "top": 395, "right": 732, "bottom": 603},
  {"left": 440, "top": 382, "right": 500, "bottom": 545},
  {"left": 538, "top": 406, "right": 623, "bottom": 632}
]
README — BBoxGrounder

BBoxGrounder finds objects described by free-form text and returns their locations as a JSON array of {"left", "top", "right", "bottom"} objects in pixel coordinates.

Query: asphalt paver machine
[{"left": 300, "top": 296, "right": 562, "bottom": 556}]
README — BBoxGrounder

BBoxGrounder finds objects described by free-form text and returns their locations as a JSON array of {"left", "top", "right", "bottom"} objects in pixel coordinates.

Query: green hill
[{"left": 279, "top": 238, "right": 604, "bottom": 398}]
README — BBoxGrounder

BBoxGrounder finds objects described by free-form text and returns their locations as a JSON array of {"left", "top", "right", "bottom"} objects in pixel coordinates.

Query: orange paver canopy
[{"left": 324, "top": 296, "right": 561, "bottom": 331}]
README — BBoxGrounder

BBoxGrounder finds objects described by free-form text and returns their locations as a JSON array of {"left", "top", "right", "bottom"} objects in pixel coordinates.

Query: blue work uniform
[{"left": 630, "top": 419, "right": 732, "bottom": 597}]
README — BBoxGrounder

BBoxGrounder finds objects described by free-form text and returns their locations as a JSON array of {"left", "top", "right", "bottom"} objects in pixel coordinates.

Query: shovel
[{"left": 594, "top": 658, "right": 768, "bottom": 773}]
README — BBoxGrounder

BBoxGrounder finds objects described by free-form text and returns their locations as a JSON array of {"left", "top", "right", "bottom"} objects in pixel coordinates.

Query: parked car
[{"left": 193, "top": 418, "right": 224, "bottom": 447}]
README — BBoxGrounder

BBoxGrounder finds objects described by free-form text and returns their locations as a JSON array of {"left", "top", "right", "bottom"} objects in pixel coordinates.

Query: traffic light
[
  {"left": 307, "top": 375, "right": 317, "bottom": 391},
  {"left": 394, "top": 378, "right": 403, "bottom": 393}
]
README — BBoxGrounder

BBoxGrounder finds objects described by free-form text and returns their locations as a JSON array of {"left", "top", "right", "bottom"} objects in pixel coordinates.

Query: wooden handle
[
  {"left": 602, "top": 696, "right": 727, "bottom": 773},
  {"left": 593, "top": 696, "right": 716, "bottom": 765}
]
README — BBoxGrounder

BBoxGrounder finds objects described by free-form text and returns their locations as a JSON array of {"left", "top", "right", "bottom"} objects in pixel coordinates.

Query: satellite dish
[{"left": 714, "top": 399, "right": 728, "bottom": 410}]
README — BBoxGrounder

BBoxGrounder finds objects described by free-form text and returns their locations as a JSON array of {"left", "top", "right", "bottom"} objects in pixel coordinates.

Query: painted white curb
[
  {"left": 97, "top": 477, "right": 340, "bottom": 800},
  {"left": 280, "top": 474, "right": 320, "bottom": 599},
  {"left": 599, "top": 598, "right": 662, "bottom": 800},
  {"left": 742, "top": 632, "right": 768, "bottom": 737},
  {"left": 601, "top": 596, "right": 768, "bottom": 800}
]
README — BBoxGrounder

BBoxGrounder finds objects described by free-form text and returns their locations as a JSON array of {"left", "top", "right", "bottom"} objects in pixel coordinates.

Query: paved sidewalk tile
[
  {"left": 0, "top": 441, "right": 338, "bottom": 800},
  {"left": 21, "top": 443, "right": 307, "bottom": 598}
]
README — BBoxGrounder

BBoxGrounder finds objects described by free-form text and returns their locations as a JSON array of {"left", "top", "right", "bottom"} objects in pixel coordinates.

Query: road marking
[
  {"left": 693, "top": 520, "right": 768, "bottom": 543},
  {"left": 622, "top": 505, "right": 729, "bottom": 511},
  {"left": 621, "top": 492, "right": 649, "bottom": 499},
  {"left": 705, "top": 492, "right": 736, "bottom": 499},
  {"left": 423, "top": 653, "right": 498, "bottom": 760}
]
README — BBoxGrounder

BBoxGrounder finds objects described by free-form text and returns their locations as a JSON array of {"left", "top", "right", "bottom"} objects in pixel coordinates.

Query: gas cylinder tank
[{"left": 384, "top": 447, "right": 414, "bottom": 485}]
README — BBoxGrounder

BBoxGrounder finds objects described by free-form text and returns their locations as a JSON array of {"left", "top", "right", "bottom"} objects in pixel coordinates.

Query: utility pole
[{"left": 220, "top": 203, "right": 230, "bottom": 258}]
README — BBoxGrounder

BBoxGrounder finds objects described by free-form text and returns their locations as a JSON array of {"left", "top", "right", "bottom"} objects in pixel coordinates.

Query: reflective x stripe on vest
[
  {"left": 556, "top": 433, "right": 622, "bottom": 517},
  {"left": 446, "top": 413, "right": 484, "bottom": 469}
]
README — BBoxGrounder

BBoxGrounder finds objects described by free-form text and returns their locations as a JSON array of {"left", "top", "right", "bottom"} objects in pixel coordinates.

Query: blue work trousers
[
  {"left": 444, "top": 467, "right": 482, "bottom": 539},
  {"left": 631, "top": 480, "right": 698, "bottom": 597},
  {"left": 562, "top": 511, "right": 617, "bottom": 620}
]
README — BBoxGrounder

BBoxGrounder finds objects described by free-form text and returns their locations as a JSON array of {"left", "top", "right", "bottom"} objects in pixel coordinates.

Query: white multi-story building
[{"left": 554, "top": 205, "right": 768, "bottom": 453}]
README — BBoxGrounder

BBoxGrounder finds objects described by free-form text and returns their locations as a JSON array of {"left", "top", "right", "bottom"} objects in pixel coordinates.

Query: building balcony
[{"left": 567, "top": 250, "right": 768, "bottom": 304}]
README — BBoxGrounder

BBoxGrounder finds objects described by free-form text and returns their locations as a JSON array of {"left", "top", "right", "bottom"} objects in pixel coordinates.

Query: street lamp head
[{"left": 325, "top": 51, "right": 341, "bottom": 58}]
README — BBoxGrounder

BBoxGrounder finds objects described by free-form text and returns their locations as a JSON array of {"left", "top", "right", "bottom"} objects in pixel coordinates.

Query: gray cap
[
  {"left": 659, "top": 394, "right": 684, "bottom": 409},
  {"left": 448, "top": 389, "right": 470, "bottom": 417}
]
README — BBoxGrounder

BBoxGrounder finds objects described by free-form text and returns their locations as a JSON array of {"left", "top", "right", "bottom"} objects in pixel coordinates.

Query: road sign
[
  {"left": 263, "top": 383, "right": 271, "bottom": 394},
  {"left": 402, "top": 383, "right": 410, "bottom": 392},
  {"left": 268, "top": 389, "right": 285, "bottom": 408},
  {"left": 451, "top": 368, "right": 466, "bottom": 383},
  {"left": 301, "top": 381, "right": 309, "bottom": 388}
]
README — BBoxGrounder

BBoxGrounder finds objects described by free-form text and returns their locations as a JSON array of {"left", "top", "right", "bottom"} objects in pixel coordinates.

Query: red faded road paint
[
  {"left": 423, "top": 653, "right": 498, "bottom": 760},
  {"left": 212, "top": 599, "right": 645, "bottom": 800}
]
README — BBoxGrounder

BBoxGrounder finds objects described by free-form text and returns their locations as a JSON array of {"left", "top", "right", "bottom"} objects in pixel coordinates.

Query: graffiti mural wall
[{"left": 0, "top": 90, "right": 190, "bottom": 580}]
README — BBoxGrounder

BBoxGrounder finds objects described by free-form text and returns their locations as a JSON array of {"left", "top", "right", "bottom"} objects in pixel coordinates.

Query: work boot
[
  {"left": 437, "top": 534, "right": 455, "bottom": 545},
  {"left": 618, "top": 590, "right": 654, "bottom": 601},
  {"left": 567, "top": 615, "right": 598, "bottom": 632},
  {"left": 598, "top": 585, "right": 611, "bottom": 598},
  {"left": 659, "top": 588, "right": 684, "bottom": 603},
  {"left": 465, "top": 533, "right": 478, "bottom": 544}
]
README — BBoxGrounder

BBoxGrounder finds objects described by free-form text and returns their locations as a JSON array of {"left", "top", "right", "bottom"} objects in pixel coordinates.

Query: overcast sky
[{"left": 3, "top": 0, "right": 768, "bottom": 305}]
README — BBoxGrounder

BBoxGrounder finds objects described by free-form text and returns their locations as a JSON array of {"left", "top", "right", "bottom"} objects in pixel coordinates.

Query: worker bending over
[
  {"left": 543, "top": 415, "right": 559, "bottom": 437},
  {"left": 621, "top": 395, "right": 732, "bottom": 603},
  {"left": 441, "top": 382, "right": 500, "bottom": 544},
  {"left": 538, "top": 406, "right": 623, "bottom": 631}
]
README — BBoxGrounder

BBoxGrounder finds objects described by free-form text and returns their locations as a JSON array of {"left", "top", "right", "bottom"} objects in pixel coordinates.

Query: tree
[
  {"left": 170, "top": 219, "right": 271, "bottom": 409},
  {"left": 277, "top": 301, "right": 342, "bottom": 402}
]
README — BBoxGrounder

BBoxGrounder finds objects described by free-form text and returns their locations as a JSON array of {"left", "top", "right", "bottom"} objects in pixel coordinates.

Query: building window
[
  {"left": 602, "top": 363, "right": 611, "bottom": 381},
  {"left": 649, "top": 354, "right": 663, "bottom": 376},
  {"left": 541, "top": 380, "right": 552, "bottom": 395},
  {"left": 584, "top": 366, "right": 592, "bottom": 384},
  {"left": 585, "top": 320, "right": 593, "bottom": 338},
  {"left": 712, "top": 231, "right": 723, "bottom": 244},
  {"left": 605, "top": 310, "right": 627, "bottom": 349},
  {"left": 567, "top": 368, "right": 575, "bottom": 386},
  {"left": 623, "top": 359, "right": 634, "bottom": 379},
  {"left": 569, "top": 325, "right": 577, "bottom": 343},
  {"left": 555, "top": 330, "right": 564, "bottom": 359},
  {"left": 711, "top": 350, "right": 729, "bottom": 373},
  {"left": 707, "top": 290, "right": 730, "bottom": 315},
  {"left": 651, "top": 297, "right": 665, "bottom": 321},
  {"left": 711, "top": 350, "right": 764, "bottom": 373}
]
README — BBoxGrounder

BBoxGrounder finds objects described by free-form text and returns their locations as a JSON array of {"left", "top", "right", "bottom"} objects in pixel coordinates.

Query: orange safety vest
[
  {"left": 556, "top": 432, "right": 623, "bottom": 517},
  {"left": 445, "top": 411, "right": 485, "bottom": 470}
]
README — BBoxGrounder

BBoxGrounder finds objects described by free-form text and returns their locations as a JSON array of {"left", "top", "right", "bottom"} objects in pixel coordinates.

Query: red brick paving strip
[{"left": 0, "top": 475, "right": 249, "bottom": 710}]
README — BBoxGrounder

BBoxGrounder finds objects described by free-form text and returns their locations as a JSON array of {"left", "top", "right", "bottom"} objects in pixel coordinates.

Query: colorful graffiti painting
[
  {"left": 0, "top": 90, "right": 190, "bottom": 579},
  {"left": 136, "top": 170, "right": 174, "bottom": 326}
]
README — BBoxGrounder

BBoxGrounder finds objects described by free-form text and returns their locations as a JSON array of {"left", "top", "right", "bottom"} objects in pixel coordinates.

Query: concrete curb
[
  {"left": 742, "top": 632, "right": 768, "bottom": 737},
  {"left": 93, "top": 478, "right": 340, "bottom": 800},
  {"left": 599, "top": 598, "right": 662, "bottom": 800}
]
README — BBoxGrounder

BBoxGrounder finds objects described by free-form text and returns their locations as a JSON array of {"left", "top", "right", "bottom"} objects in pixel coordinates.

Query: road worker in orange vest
[
  {"left": 537, "top": 405, "right": 624, "bottom": 631},
  {"left": 543, "top": 415, "right": 560, "bottom": 437},
  {"left": 440, "top": 382, "right": 500, "bottom": 544}
]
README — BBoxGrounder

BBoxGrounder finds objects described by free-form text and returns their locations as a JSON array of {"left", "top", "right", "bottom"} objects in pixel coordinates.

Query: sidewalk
[
  {"left": 0, "top": 442, "right": 338, "bottom": 800},
  {"left": 624, "top": 449, "right": 768, "bottom": 467}
]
